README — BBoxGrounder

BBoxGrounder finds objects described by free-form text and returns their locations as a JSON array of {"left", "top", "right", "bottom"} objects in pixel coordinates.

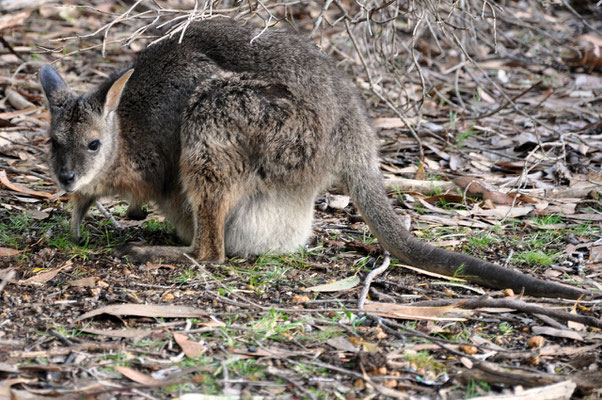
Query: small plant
[
  {"left": 360, "top": 230, "right": 377, "bottom": 245},
  {"left": 172, "top": 268, "right": 199, "bottom": 283},
  {"left": 498, "top": 321, "right": 513, "bottom": 335},
  {"left": 143, "top": 218, "right": 166, "bottom": 232},
  {"left": 456, "top": 127, "right": 476, "bottom": 145},
  {"left": 403, "top": 350, "right": 447, "bottom": 374}
]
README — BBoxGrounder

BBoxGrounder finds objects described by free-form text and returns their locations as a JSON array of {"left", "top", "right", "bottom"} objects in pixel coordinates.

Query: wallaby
[{"left": 40, "top": 20, "right": 589, "bottom": 299}]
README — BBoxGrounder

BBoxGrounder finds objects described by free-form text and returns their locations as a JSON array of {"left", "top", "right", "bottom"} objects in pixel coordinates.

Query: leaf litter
[{"left": 0, "top": 1, "right": 601, "bottom": 399}]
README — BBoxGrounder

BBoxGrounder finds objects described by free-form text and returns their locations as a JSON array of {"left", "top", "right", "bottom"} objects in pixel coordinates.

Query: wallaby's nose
[{"left": 59, "top": 170, "right": 75, "bottom": 186}]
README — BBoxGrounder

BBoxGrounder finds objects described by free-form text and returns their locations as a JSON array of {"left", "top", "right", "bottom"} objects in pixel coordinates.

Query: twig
[
  {"left": 95, "top": 201, "right": 122, "bottom": 229},
  {"left": 358, "top": 253, "right": 391, "bottom": 309}
]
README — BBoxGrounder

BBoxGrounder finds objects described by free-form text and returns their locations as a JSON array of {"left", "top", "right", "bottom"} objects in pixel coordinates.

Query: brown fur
[{"left": 39, "top": 20, "right": 590, "bottom": 299}]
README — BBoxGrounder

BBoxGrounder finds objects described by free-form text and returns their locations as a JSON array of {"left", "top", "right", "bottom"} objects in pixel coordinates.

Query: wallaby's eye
[
  {"left": 88, "top": 139, "right": 101, "bottom": 152},
  {"left": 49, "top": 137, "right": 58, "bottom": 149}
]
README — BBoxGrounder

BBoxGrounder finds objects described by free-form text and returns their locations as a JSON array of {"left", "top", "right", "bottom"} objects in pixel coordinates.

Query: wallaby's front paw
[{"left": 126, "top": 205, "right": 147, "bottom": 220}]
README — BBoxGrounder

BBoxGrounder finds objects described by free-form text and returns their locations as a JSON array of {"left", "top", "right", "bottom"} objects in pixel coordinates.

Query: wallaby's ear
[
  {"left": 104, "top": 69, "right": 134, "bottom": 114},
  {"left": 39, "top": 64, "right": 68, "bottom": 104}
]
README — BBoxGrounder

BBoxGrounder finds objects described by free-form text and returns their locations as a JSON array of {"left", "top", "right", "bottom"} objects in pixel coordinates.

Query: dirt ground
[{"left": 0, "top": 1, "right": 601, "bottom": 399}]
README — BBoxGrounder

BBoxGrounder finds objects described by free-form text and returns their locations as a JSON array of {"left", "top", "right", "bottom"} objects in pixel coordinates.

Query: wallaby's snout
[{"left": 58, "top": 169, "right": 76, "bottom": 189}]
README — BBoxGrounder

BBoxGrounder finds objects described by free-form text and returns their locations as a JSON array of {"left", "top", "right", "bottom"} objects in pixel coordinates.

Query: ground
[{"left": 0, "top": 1, "right": 601, "bottom": 399}]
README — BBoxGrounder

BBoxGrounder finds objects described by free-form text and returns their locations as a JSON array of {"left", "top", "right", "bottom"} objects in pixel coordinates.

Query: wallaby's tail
[{"left": 343, "top": 162, "right": 589, "bottom": 299}]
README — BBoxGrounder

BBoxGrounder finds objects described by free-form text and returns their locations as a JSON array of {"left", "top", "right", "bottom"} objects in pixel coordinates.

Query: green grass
[
  {"left": 530, "top": 214, "right": 564, "bottom": 226},
  {"left": 467, "top": 233, "right": 500, "bottom": 250},
  {"left": 0, "top": 213, "right": 33, "bottom": 248},
  {"left": 455, "top": 127, "right": 476, "bottom": 146},
  {"left": 511, "top": 231, "right": 561, "bottom": 267},
  {"left": 513, "top": 250, "right": 557, "bottom": 267},
  {"left": 250, "top": 309, "right": 305, "bottom": 342},
  {"left": 172, "top": 267, "right": 201, "bottom": 283},
  {"left": 465, "top": 378, "right": 491, "bottom": 398}
]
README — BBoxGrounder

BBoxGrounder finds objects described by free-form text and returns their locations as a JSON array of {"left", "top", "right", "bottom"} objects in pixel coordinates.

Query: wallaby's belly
[{"left": 224, "top": 189, "right": 316, "bottom": 257}]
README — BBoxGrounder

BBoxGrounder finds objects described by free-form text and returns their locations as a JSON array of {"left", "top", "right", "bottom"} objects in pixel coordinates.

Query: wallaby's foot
[
  {"left": 126, "top": 205, "right": 147, "bottom": 220},
  {"left": 115, "top": 243, "right": 224, "bottom": 264}
]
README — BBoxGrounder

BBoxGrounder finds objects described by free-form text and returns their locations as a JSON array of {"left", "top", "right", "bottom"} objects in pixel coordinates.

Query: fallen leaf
[
  {"left": 326, "top": 336, "right": 360, "bottom": 352},
  {"left": 291, "top": 294, "right": 310, "bottom": 303},
  {"left": 326, "top": 194, "right": 350, "bottom": 209},
  {"left": 0, "top": 248, "right": 20, "bottom": 257},
  {"left": 393, "top": 263, "right": 467, "bottom": 281},
  {"left": 590, "top": 246, "right": 602, "bottom": 263},
  {"left": 563, "top": 34, "right": 602, "bottom": 70},
  {"left": 114, "top": 366, "right": 163, "bottom": 385},
  {"left": 75, "top": 304, "right": 208, "bottom": 322},
  {"left": 527, "top": 336, "right": 545, "bottom": 348},
  {"left": 0, "top": 378, "right": 35, "bottom": 399},
  {"left": 531, "top": 326, "right": 583, "bottom": 341},
  {"left": 69, "top": 277, "right": 96, "bottom": 287},
  {"left": 472, "top": 205, "right": 534, "bottom": 219},
  {"left": 173, "top": 332, "right": 206, "bottom": 358},
  {"left": 372, "top": 117, "right": 404, "bottom": 128},
  {"left": 306, "top": 275, "right": 360, "bottom": 292},
  {"left": 0, "top": 9, "right": 31, "bottom": 31},
  {"left": 363, "top": 302, "right": 467, "bottom": 321},
  {"left": 459, "top": 344, "right": 478, "bottom": 355},
  {"left": 0, "top": 170, "right": 61, "bottom": 200},
  {"left": 19, "top": 262, "right": 72, "bottom": 284}
]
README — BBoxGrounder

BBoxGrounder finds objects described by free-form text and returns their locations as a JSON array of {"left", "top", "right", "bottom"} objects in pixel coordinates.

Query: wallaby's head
[{"left": 39, "top": 65, "right": 133, "bottom": 192}]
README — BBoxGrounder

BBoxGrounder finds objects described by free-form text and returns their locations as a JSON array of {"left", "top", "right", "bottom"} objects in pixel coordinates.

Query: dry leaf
[
  {"left": 590, "top": 246, "right": 602, "bottom": 263},
  {"left": 291, "top": 294, "right": 310, "bottom": 303},
  {"left": 114, "top": 366, "right": 163, "bottom": 385},
  {"left": 0, "top": 247, "right": 20, "bottom": 257},
  {"left": 372, "top": 117, "right": 404, "bottom": 128},
  {"left": 527, "top": 336, "right": 545, "bottom": 348},
  {"left": 393, "top": 263, "right": 467, "bottom": 281},
  {"left": 305, "top": 275, "right": 360, "bottom": 292},
  {"left": 0, "top": 9, "right": 31, "bottom": 31},
  {"left": 69, "top": 277, "right": 96, "bottom": 287},
  {"left": 0, "top": 170, "right": 61, "bottom": 200},
  {"left": 20, "top": 262, "right": 72, "bottom": 284},
  {"left": 459, "top": 345, "right": 478, "bottom": 355},
  {"left": 472, "top": 205, "right": 534, "bottom": 219},
  {"left": 564, "top": 34, "right": 602, "bottom": 70},
  {"left": 531, "top": 326, "right": 583, "bottom": 341},
  {"left": 75, "top": 304, "right": 208, "bottom": 322},
  {"left": 326, "top": 336, "right": 360, "bottom": 352},
  {"left": 453, "top": 177, "right": 515, "bottom": 205},
  {"left": 363, "top": 302, "right": 467, "bottom": 321},
  {"left": 173, "top": 332, "right": 206, "bottom": 358}
]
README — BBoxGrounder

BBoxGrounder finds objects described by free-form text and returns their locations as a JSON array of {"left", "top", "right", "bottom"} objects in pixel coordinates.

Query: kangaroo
[{"left": 40, "top": 20, "right": 588, "bottom": 299}]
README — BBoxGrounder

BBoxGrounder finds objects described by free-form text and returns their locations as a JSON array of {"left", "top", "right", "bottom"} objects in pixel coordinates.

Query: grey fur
[{"left": 40, "top": 20, "right": 588, "bottom": 299}]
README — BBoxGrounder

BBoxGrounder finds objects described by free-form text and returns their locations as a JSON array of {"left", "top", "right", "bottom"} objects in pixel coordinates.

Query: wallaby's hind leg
[
  {"left": 116, "top": 171, "right": 239, "bottom": 264},
  {"left": 70, "top": 193, "right": 95, "bottom": 241}
]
